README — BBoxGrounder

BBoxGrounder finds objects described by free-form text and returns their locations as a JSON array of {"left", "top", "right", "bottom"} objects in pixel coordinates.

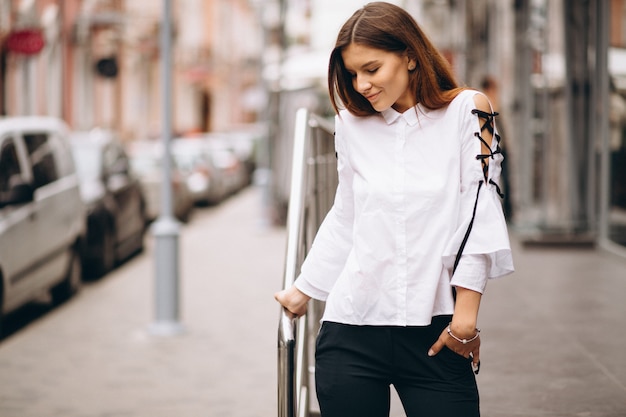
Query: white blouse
[{"left": 294, "top": 89, "right": 514, "bottom": 326}]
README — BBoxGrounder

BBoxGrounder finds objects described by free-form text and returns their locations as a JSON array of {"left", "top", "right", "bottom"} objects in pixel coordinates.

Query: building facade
[
  {"left": 2, "top": 0, "right": 625, "bottom": 252},
  {"left": 0, "top": 0, "right": 264, "bottom": 140}
]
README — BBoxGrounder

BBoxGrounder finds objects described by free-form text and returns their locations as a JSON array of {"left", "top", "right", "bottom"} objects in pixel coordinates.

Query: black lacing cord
[
  {"left": 453, "top": 180, "right": 484, "bottom": 275},
  {"left": 489, "top": 179, "right": 504, "bottom": 198},
  {"left": 471, "top": 109, "right": 503, "bottom": 185},
  {"left": 451, "top": 108, "right": 505, "bottom": 300},
  {"left": 471, "top": 109, "right": 498, "bottom": 135},
  {"left": 451, "top": 180, "right": 484, "bottom": 301}
]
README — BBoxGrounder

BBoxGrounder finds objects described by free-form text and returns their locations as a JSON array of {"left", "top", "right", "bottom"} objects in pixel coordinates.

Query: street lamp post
[{"left": 149, "top": 0, "right": 184, "bottom": 336}]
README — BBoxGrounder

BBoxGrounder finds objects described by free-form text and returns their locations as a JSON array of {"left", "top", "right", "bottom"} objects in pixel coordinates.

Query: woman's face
[{"left": 342, "top": 43, "right": 416, "bottom": 113}]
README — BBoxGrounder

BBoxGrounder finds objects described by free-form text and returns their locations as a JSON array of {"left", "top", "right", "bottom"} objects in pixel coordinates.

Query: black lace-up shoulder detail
[
  {"left": 471, "top": 108, "right": 504, "bottom": 198},
  {"left": 452, "top": 107, "right": 503, "bottom": 284}
]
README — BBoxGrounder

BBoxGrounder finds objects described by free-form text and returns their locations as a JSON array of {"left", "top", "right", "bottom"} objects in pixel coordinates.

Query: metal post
[
  {"left": 514, "top": 0, "right": 534, "bottom": 227},
  {"left": 149, "top": 0, "right": 184, "bottom": 336},
  {"left": 564, "top": 0, "right": 591, "bottom": 233},
  {"left": 250, "top": 0, "right": 273, "bottom": 229},
  {"left": 596, "top": 0, "right": 610, "bottom": 242}
]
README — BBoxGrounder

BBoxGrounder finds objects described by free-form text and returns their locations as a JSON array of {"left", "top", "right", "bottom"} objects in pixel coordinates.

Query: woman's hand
[
  {"left": 428, "top": 322, "right": 481, "bottom": 373},
  {"left": 428, "top": 286, "right": 482, "bottom": 373},
  {"left": 274, "top": 286, "right": 311, "bottom": 317}
]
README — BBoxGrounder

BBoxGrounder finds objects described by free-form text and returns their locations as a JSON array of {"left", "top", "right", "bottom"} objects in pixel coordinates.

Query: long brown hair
[{"left": 328, "top": 2, "right": 465, "bottom": 117}]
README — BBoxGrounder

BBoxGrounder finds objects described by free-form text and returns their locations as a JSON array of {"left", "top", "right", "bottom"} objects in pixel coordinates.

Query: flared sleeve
[
  {"left": 443, "top": 92, "right": 514, "bottom": 292},
  {"left": 294, "top": 115, "right": 355, "bottom": 301}
]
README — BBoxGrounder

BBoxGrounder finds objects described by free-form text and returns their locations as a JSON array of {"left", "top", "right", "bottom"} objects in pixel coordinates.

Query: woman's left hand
[{"left": 428, "top": 323, "right": 481, "bottom": 372}]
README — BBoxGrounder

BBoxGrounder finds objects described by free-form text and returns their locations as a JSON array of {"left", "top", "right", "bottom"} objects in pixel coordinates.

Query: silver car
[
  {"left": 171, "top": 138, "right": 227, "bottom": 205},
  {"left": 0, "top": 117, "right": 86, "bottom": 334},
  {"left": 126, "top": 141, "right": 194, "bottom": 223}
]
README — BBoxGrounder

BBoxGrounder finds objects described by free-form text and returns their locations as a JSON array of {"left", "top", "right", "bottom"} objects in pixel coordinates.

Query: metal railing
[{"left": 277, "top": 108, "right": 337, "bottom": 417}]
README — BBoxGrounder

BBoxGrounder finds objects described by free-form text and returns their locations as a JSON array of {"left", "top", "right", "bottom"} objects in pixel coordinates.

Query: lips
[{"left": 365, "top": 91, "right": 380, "bottom": 102}]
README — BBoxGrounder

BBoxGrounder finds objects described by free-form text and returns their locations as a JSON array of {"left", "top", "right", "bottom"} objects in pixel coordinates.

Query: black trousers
[{"left": 314, "top": 315, "right": 480, "bottom": 417}]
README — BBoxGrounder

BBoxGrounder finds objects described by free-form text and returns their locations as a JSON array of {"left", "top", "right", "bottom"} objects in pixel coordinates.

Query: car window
[
  {"left": 24, "top": 133, "right": 59, "bottom": 189},
  {"left": 49, "top": 132, "right": 75, "bottom": 177},
  {"left": 103, "top": 144, "right": 117, "bottom": 169},
  {"left": 103, "top": 143, "right": 128, "bottom": 175},
  {"left": 72, "top": 144, "right": 102, "bottom": 180},
  {"left": 171, "top": 150, "right": 199, "bottom": 173},
  {"left": 129, "top": 154, "right": 161, "bottom": 174},
  {"left": 0, "top": 137, "right": 22, "bottom": 193}
]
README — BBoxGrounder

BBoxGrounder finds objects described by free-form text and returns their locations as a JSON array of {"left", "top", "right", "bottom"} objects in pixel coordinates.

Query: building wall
[{"left": 0, "top": 0, "right": 264, "bottom": 140}]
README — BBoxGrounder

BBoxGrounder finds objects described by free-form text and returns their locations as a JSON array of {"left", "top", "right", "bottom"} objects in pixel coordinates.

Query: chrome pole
[
  {"left": 277, "top": 109, "right": 336, "bottom": 417},
  {"left": 278, "top": 311, "right": 298, "bottom": 417},
  {"left": 149, "top": 0, "right": 183, "bottom": 336}
]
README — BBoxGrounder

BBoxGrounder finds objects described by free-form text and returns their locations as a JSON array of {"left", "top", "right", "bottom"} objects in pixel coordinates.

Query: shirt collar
[{"left": 381, "top": 105, "right": 420, "bottom": 126}]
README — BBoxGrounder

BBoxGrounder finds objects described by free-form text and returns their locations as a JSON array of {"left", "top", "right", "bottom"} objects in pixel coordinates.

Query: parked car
[
  {"left": 171, "top": 138, "right": 227, "bottom": 205},
  {"left": 0, "top": 116, "right": 85, "bottom": 334},
  {"left": 204, "top": 134, "right": 249, "bottom": 196},
  {"left": 70, "top": 129, "right": 147, "bottom": 278},
  {"left": 126, "top": 141, "right": 194, "bottom": 223},
  {"left": 215, "top": 124, "right": 266, "bottom": 183}
]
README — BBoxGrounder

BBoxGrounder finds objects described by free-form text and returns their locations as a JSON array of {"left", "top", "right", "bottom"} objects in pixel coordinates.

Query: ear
[{"left": 407, "top": 57, "right": 417, "bottom": 71}]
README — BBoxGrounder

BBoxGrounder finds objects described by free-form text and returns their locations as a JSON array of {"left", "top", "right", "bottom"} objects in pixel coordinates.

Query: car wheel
[
  {"left": 177, "top": 204, "right": 192, "bottom": 223},
  {"left": 94, "top": 227, "right": 116, "bottom": 278},
  {"left": 135, "top": 211, "right": 147, "bottom": 254},
  {"left": 51, "top": 247, "right": 82, "bottom": 305}
]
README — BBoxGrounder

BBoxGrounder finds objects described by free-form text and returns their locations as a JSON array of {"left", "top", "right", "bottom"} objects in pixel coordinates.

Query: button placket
[{"left": 394, "top": 120, "right": 408, "bottom": 321}]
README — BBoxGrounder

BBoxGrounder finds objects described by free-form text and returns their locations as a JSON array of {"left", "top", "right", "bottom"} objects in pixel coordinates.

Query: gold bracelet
[{"left": 447, "top": 323, "right": 481, "bottom": 345}]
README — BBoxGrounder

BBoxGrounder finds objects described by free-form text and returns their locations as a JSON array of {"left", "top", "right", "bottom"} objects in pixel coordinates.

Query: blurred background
[
  {"left": 1, "top": 1, "right": 626, "bottom": 416},
  {"left": 2, "top": 0, "right": 626, "bottom": 246}
]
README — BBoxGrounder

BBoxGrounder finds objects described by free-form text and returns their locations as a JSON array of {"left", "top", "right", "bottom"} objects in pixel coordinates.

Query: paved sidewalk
[
  {"left": 0, "top": 186, "right": 625, "bottom": 417},
  {"left": 477, "top": 236, "right": 626, "bottom": 417},
  {"left": 0, "top": 187, "right": 285, "bottom": 417}
]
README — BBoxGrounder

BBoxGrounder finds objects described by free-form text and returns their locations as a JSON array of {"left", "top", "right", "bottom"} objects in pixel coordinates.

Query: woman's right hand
[{"left": 274, "top": 286, "right": 311, "bottom": 317}]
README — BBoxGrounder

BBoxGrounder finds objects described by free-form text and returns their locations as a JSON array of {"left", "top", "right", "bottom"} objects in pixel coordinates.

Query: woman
[{"left": 275, "top": 2, "right": 514, "bottom": 416}]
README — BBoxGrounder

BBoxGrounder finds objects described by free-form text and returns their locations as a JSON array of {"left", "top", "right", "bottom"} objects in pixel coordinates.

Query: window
[
  {"left": 24, "top": 133, "right": 58, "bottom": 189},
  {"left": 103, "top": 143, "right": 128, "bottom": 176},
  {"left": 0, "top": 137, "right": 22, "bottom": 193}
]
